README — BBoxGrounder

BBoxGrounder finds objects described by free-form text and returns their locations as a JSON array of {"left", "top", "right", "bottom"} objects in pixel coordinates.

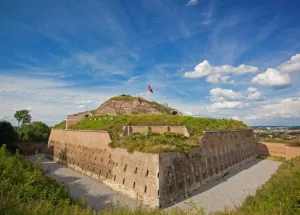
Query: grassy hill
[
  {"left": 54, "top": 115, "right": 249, "bottom": 153},
  {"left": 1, "top": 145, "right": 300, "bottom": 215}
]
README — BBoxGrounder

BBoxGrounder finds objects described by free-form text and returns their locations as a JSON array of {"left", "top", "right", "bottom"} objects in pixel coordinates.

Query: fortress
[{"left": 46, "top": 96, "right": 257, "bottom": 208}]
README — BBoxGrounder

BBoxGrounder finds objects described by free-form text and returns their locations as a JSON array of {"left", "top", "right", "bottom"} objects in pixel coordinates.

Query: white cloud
[
  {"left": 252, "top": 53, "right": 300, "bottom": 89},
  {"left": 247, "top": 87, "right": 264, "bottom": 100},
  {"left": 251, "top": 68, "right": 291, "bottom": 89},
  {"left": 278, "top": 54, "right": 300, "bottom": 73},
  {"left": 210, "top": 88, "right": 244, "bottom": 102},
  {"left": 75, "top": 100, "right": 94, "bottom": 104},
  {"left": 205, "top": 74, "right": 235, "bottom": 84},
  {"left": 0, "top": 74, "right": 117, "bottom": 125},
  {"left": 243, "top": 97, "right": 300, "bottom": 121},
  {"left": 77, "top": 104, "right": 86, "bottom": 109},
  {"left": 209, "top": 101, "right": 247, "bottom": 110},
  {"left": 186, "top": 0, "right": 198, "bottom": 6},
  {"left": 184, "top": 60, "right": 258, "bottom": 84},
  {"left": 232, "top": 116, "right": 241, "bottom": 121}
]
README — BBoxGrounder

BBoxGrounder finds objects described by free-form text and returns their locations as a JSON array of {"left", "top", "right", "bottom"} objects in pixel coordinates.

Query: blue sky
[{"left": 1, "top": 0, "right": 300, "bottom": 126}]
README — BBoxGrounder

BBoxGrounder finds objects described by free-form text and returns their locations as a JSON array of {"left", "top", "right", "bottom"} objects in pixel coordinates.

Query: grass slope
[
  {"left": 54, "top": 115, "right": 249, "bottom": 153},
  {"left": 1, "top": 145, "right": 300, "bottom": 215}
]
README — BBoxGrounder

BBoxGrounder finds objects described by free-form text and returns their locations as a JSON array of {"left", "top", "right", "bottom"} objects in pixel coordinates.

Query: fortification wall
[
  {"left": 47, "top": 129, "right": 159, "bottom": 208},
  {"left": 19, "top": 142, "right": 48, "bottom": 155},
  {"left": 158, "top": 130, "right": 257, "bottom": 207},
  {"left": 257, "top": 142, "right": 300, "bottom": 160},
  {"left": 121, "top": 126, "right": 189, "bottom": 137},
  {"left": 47, "top": 129, "right": 257, "bottom": 208}
]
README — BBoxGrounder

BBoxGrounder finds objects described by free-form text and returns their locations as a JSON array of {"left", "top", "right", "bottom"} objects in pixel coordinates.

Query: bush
[
  {"left": 18, "top": 121, "right": 50, "bottom": 143},
  {"left": 0, "top": 120, "right": 18, "bottom": 152}
]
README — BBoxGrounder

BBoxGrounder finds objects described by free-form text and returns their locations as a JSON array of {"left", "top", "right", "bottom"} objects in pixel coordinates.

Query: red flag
[{"left": 148, "top": 84, "right": 153, "bottom": 93}]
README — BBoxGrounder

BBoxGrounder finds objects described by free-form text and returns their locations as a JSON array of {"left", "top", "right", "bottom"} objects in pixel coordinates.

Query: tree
[
  {"left": 19, "top": 121, "right": 50, "bottom": 143},
  {"left": 14, "top": 110, "right": 32, "bottom": 127},
  {"left": 0, "top": 120, "right": 19, "bottom": 152}
]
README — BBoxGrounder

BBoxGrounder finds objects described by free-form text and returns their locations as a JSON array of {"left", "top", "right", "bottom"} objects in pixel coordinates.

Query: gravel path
[
  {"left": 167, "top": 159, "right": 281, "bottom": 214},
  {"left": 28, "top": 155, "right": 281, "bottom": 214},
  {"left": 28, "top": 154, "right": 140, "bottom": 210}
]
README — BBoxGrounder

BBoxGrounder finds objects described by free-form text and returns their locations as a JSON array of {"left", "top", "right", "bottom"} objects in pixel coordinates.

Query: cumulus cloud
[
  {"left": 247, "top": 87, "right": 264, "bottom": 100},
  {"left": 209, "top": 101, "right": 247, "bottom": 110},
  {"left": 243, "top": 97, "right": 300, "bottom": 121},
  {"left": 251, "top": 68, "right": 291, "bottom": 89},
  {"left": 184, "top": 60, "right": 258, "bottom": 84},
  {"left": 252, "top": 53, "right": 300, "bottom": 89},
  {"left": 208, "top": 87, "right": 263, "bottom": 110},
  {"left": 205, "top": 74, "right": 235, "bottom": 84},
  {"left": 279, "top": 54, "right": 300, "bottom": 73},
  {"left": 210, "top": 88, "right": 244, "bottom": 102},
  {"left": 186, "top": 0, "right": 198, "bottom": 6}
]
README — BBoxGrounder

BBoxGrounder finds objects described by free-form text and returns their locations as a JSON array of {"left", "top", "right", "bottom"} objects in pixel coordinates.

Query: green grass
[
  {"left": 110, "top": 132, "right": 199, "bottom": 153},
  {"left": 53, "top": 120, "right": 66, "bottom": 129},
  {"left": 54, "top": 115, "right": 249, "bottom": 153},
  {"left": 1, "top": 145, "right": 300, "bottom": 215}
]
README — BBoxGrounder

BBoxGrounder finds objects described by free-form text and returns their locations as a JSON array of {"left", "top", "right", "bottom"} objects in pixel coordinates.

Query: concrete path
[
  {"left": 167, "top": 159, "right": 281, "bottom": 214},
  {"left": 28, "top": 154, "right": 140, "bottom": 210},
  {"left": 28, "top": 155, "right": 281, "bottom": 214}
]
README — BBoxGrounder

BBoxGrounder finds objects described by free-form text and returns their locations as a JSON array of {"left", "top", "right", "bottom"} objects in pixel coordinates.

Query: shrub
[
  {"left": 18, "top": 121, "right": 50, "bottom": 143},
  {"left": 0, "top": 120, "right": 18, "bottom": 152}
]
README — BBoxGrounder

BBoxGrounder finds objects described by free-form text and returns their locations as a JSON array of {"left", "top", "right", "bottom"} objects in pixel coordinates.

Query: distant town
[{"left": 252, "top": 126, "right": 300, "bottom": 143}]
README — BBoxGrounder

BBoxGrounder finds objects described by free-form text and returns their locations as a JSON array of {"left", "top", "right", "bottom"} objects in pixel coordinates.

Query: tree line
[{"left": 0, "top": 109, "right": 51, "bottom": 152}]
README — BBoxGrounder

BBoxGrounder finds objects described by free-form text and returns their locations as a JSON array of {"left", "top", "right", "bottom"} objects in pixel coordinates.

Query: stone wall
[
  {"left": 158, "top": 130, "right": 257, "bottom": 207},
  {"left": 66, "top": 112, "right": 93, "bottom": 129},
  {"left": 19, "top": 142, "right": 48, "bottom": 155},
  {"left": 121, "top": 126, "right": 190, "bottom": 137},
  {"left": 47, "top": 129, "right": 159, "bottom": 208},
  {"left": 257, "top": 142, "right": 300, "bottom": 160},
  {"left": 47, "top": 129, "right": 256, "bottom": 208}
]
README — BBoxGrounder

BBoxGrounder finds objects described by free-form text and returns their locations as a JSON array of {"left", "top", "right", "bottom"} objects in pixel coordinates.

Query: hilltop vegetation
[
  {"left": 1, "top": 145, "right": 300, "bottom": 215},
  {"left": 54, "top": 115, "right": 249, "bottom": 153}
]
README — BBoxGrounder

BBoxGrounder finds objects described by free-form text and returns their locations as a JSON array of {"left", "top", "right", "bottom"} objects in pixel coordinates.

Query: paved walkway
[
  {"left": 167, "top": 159, "right": 281, "bottom": 213},
  {"left": 28, "top": 155, "right": 281, "bottom": 214},
  {"left": 28, "top": 154, "right": 140, "bottom": 210}
]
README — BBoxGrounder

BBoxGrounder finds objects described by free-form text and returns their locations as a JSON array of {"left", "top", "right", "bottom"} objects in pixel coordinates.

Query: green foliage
[
  {"left": 110, "top": 132, "right": 199, "bottom": 153},
  {"left": 66, "top": 115, "right": 249, "bottom": 153},
  {"left": 237, "top": 157, "right": 300, "bottom": 214},
  {"left": 18, "top": 121, "right": 50, "bottom": 143},
  {"left": 0, "top": 121, "right": 18, "bottom": 151},
  {"left": 14, "top": 109, "right": 32, "bottom": 126},
  {"left": 53, "top": 120, "right": 66, "bottom": 129}
]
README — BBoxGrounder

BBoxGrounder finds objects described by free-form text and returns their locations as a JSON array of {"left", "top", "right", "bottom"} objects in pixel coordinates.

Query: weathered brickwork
[
  {"left": 47, "top": 129, "right": 159, "bottom": 207},
  {"left": 47, "top": 129, "right": 257, "bottom": 208},
  {"left": 158, "top": 130, "right": 257, "bottom": 207}
]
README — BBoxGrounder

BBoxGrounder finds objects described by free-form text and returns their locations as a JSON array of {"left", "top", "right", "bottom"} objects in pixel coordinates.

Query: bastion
[
  {"left": 47, "top": 95, "right": 257, "bottom": 208},
  {"left": 47, "top": 128, "right": 256, "bottom": 208}
]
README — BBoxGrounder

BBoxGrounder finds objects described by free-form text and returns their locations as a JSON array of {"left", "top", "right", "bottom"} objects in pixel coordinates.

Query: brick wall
[
  {"left": 159, "top": 130, "right": 257, "bottom": 207},
  {"left": 47, "top": 129, "right": 159, "bottom": 208}
]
